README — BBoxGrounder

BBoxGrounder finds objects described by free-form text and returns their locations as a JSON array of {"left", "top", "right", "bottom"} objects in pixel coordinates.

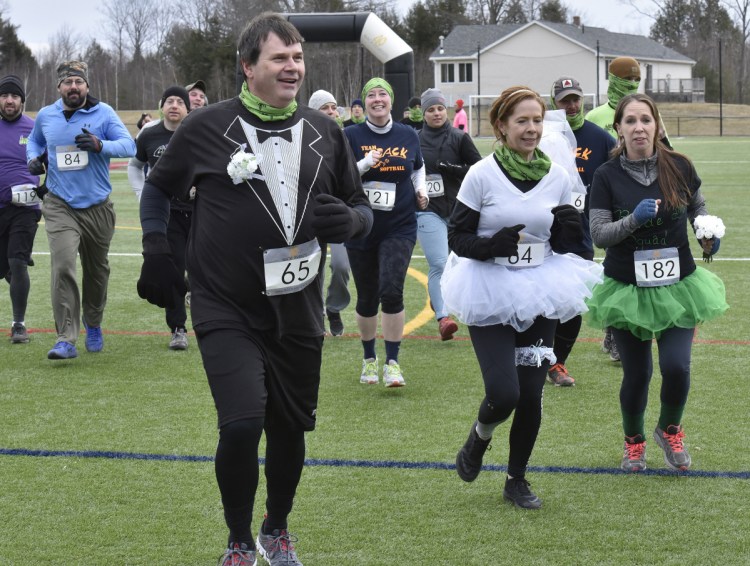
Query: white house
[{"left": 430, "top": 19, "right": 700, "bottom": 112}]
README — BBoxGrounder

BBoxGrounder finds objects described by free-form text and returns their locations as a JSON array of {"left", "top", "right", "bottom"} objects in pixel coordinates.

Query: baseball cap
[
  {"left": 185, "top": 80, "right": 206, "bottom": 93},
  {"left": 552, "top": 77, "right": 583, "bottom": 102}
]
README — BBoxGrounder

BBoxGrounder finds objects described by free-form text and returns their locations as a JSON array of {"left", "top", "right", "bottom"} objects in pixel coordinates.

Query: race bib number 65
[{"left": 263, "top": 239, "right": 322, "bottom": 296}]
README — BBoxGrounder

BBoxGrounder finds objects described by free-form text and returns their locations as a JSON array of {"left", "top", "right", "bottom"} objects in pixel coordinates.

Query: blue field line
[{"left": 1, "top": 447, "right": 748, "bottom": 479}]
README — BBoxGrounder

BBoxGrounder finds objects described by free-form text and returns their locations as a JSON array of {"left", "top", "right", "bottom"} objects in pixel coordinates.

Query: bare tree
[{"left": 723, "top": 0, "right": 750, "bottom": 102}]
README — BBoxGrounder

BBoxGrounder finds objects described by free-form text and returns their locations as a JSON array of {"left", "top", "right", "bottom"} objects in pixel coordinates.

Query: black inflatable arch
[{"left": 236, "top": 12, "right": 415, "bottom": 116}]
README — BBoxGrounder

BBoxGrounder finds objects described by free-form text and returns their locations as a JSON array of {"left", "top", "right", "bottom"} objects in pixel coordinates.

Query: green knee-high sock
[
  {"left": 622, "top": 411, "right": 645, "bottom": 440},
  {"left": 658, "top": 403, "right": 686, "bottom": 431}
]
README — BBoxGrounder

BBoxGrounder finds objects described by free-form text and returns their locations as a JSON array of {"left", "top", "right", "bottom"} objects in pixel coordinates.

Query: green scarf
[
  {"left": 350, "top": 115, "right": 365, "bottom": 124},
  {"left": 607, "top": 73, "right": 640, "bottom": 109},
  {"left": 494, "top": 144, "right": 552, "bottom": 181},
  {"left": 549, "top": 92, "right": 585, "bottom": 131},
  {"left": 408, "top": 107, "right": 423, "bottom": 123},
  {"left": 239, "top": 82, "right": 297, "bottom": 122}
]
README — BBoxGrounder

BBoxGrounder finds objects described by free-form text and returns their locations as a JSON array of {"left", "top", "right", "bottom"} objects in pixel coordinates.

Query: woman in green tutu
[{"left": 588, "top": 93, "right": 727, "bottom": 473}]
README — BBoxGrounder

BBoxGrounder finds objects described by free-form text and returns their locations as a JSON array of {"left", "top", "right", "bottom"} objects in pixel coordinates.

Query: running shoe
[
  {"left": 10, "top": 322, "right": 29, "bottom": 344},
  {"left": 83, "top": 320, "right": 103, "bottom": 353},
  {"left": 169, "top": 327, "right": 189, "bottom": 350},
  {"left": 503, "top": 477, "right": 542, "bottom": 509},
  {"left": 438, "top": 316, "right": 458, "bottom": 341},
  {"left": 360, "top": 358, "right": 378, "bottom": 384},
  {"left": 621, "top": 434, "right": 647, "bottom": 472},
  {"left": 654, "top": 424, "right": 691, "bottom": 471},
  {"left": 326, "top": 310, "right": 344, "bottom": 336},
  {"left": 47, "top": 341, "right": 78, "bottom": 360},
  {"left": 256, "top": 527, "right": 303, "bottom": 565},
  {"left": 383, "top": 359, "right": 405, "bottom": 387},
  {"left": 218, "top": 542, "right": 257, "bottom": 566},
  {"left": 546, "top": 363, "right": 575, "bottom": 386},
  {"left": 455, "top": 421, "right": 491, "bottom": 482}
]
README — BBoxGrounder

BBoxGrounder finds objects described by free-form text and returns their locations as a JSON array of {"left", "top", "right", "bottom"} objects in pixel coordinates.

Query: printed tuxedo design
[{"left": 224, "top": 116, "right": 324, "bottom": 246}]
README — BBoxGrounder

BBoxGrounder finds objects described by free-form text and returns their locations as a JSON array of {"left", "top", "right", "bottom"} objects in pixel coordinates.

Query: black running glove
[
  {"left": 311, "top": 193, "right": 358, "bottom": 243},
  {"left": 75, "top": 128, "right": 103, "bottom": 153},
  {"left": 437, "top": 161, "right": 469, "bottom": 180},
  {"left": 137, "top": 233, "right": 187, "bottom": 309},
  {"left": 489, "top": 224, "right": 525, "bottom": 258},
  {"left": 28, "top": 156, "right": 46, "bottom": 176},
  {"left": 551, "top": 204, "right": 584, "bottom": 240}
]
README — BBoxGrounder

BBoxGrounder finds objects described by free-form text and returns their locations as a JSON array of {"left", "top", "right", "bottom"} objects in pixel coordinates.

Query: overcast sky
[{"left": 8, "top": 0, "right": 655, "bottom": 56}]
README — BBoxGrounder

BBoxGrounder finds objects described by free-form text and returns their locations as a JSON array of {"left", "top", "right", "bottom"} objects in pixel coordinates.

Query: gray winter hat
[{"left": 421, "top": 88, "right": 446, "bottom": 111}]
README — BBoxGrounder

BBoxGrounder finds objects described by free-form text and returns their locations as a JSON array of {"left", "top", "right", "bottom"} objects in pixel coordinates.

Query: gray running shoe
[
  {"left": 169, "top": 327, "right": 189, "bottom": 350},
  {"left": 503, "top": 477, "right": 542, "bottom": 509},
  {"left": 654, "top": 425, "right": 691, "bottom": 471},
  {"left": 256, "top": 528, "right": 303, "bottom": 566},
  {"left": 10, "top": 322, "right": 29, "bottom": 344},
  {"left": 219, "top": 542, "right": 257, "bottom": 565},
  {"left": 547, "top": 363, "right": 575, "bottom": 386},
  {"left": 621, "top": 434, "right": 647, "bottom": 472}
]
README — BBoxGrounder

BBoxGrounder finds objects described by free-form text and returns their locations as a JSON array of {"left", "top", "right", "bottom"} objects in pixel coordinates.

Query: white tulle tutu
[{"left": 441, "top": 252, "right": 603, "bottom": 331}]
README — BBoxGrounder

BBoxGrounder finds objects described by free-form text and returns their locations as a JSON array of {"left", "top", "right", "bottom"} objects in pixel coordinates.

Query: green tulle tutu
[{"left": 586, "top": 267, "right": 728, "bottom": 340}]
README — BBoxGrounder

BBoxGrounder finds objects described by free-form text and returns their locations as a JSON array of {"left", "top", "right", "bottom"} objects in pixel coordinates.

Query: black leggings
[
  {"left": 613, "top": 326, "right": 693, "bottom": 417},
  {"left": 468, "top": 317, "right": 557, "bottom": 478},
  {"left": 217, "top": 417, "right": 306, "bottom": 543}
]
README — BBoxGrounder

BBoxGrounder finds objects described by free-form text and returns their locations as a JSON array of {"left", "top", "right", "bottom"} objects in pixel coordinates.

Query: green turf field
[{"left": 1, "top": 137, "right": 748, "bottom": 565}]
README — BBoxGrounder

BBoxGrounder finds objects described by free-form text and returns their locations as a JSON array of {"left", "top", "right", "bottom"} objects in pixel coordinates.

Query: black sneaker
[
  {"left": 455, "top": 422, "right": 491, "bottom": 482},
  {"left": 503, "top": 477, "right": 542, "bottom": 510},
  {"left": 326, "top": 310, "right": 344, "bottom": 336}
]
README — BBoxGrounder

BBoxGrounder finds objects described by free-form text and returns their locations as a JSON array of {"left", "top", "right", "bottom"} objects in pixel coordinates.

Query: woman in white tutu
[{"left": 446, "top": 86, "right": 602, "bottom": 509}]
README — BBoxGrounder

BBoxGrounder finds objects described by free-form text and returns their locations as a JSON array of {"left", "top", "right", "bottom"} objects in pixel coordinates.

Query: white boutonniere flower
[
  {"left": 693, "top": 215, "right": 726, "bottom": 240},
  {"left": 227, "top": 147, "right": 260, "bottom": 184}
]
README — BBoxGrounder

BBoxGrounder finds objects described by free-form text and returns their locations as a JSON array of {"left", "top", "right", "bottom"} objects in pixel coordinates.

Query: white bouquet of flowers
[
  {"left": 693, "top": 215, "right": 725, "bottom": 262},
  {"left": 227, "top": 149, "right": 260, "bottom": 184}
]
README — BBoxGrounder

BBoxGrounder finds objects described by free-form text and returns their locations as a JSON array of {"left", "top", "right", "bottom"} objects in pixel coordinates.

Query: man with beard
[
  {"left": 137, "top": 12, "right": 371, "bottom": 565},
  {"left": 27, "top": 61, "right": 136, "bottom": 360},
  {"left": 0, "top": 75, "right": 41, "bottom": 344}
]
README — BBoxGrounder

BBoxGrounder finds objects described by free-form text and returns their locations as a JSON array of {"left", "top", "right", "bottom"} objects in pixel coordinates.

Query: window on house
[
  {"left": 441, "top": 63, "right": 455, "bottom": 83},
  {"left": 459, "top": 63, "right": 473, "bottom": 83}
]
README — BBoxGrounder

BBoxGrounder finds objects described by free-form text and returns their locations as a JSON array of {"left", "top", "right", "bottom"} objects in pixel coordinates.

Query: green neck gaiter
[
  {"left": 239, "top": 82, "right": 297, "bottom": 122},
  {"left": 494, "top": 144, "right": 552, "bottom": 181},
  {"left": 607, "top": 73, "right": 640, "bottom": 109},
  {"left": 408, "top": 107, "right": 423, "bottom": 122},
  {"left": 550, "top": 95, "right": 585, "bottom": 131},
  {"left": 350, "top": 114, "right": 365, "bottom": 124}
]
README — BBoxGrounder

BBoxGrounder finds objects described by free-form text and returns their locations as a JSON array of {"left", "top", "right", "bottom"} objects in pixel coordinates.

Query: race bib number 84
[{"left": 56, "top": 145, "right": 89, "bottom": 171}]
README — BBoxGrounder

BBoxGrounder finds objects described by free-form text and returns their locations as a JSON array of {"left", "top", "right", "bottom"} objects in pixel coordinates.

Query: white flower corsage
[
  {"left": 227, "top": 150, "right": 260, "bottom": 184},
  {"left": 694, "top": 215, "right": 725, "bottom": 262}
]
